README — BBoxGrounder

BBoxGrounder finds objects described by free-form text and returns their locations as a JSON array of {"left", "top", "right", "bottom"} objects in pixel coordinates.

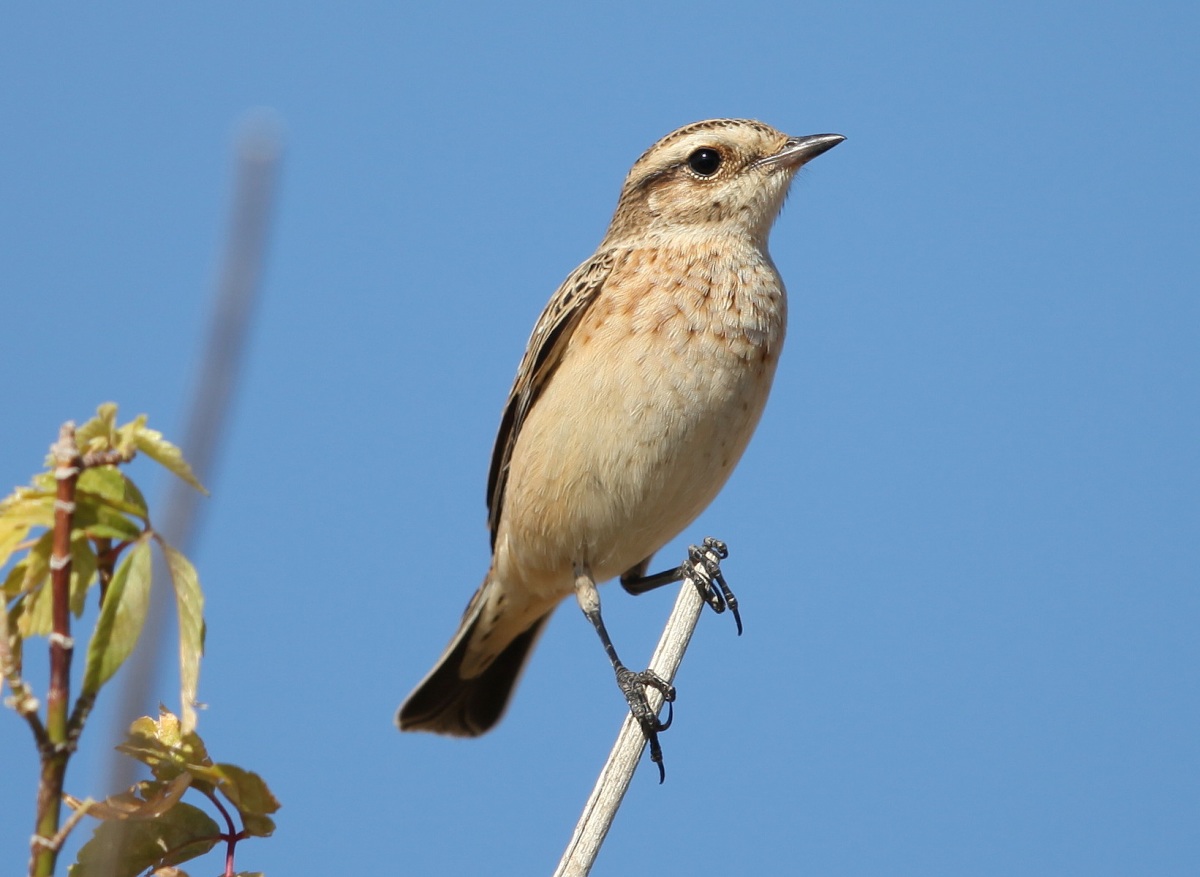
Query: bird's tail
[{"left": 396, "top": 575, "right": 552, "bottom": 737}]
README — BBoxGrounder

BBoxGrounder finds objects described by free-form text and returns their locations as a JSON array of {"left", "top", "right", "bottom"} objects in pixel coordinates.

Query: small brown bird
[{"left": 398, "top": 119, "right": 843, "bottom": 777}]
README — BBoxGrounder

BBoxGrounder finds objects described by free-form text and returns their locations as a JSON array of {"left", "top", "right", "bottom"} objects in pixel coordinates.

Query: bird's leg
[
  {"left": 573, "top": 565, "right": 676, "bottom": 783},
  {"left": 620, "top": 537, "right": 741, "bottom": 635}
]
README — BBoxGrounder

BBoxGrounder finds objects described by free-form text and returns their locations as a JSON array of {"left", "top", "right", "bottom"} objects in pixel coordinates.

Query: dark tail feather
[{"left": 396, "top": 612, "right": 550, "bottom": 737}]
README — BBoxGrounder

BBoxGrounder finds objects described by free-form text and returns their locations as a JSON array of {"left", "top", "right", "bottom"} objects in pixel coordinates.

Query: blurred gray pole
[{"left": 103, "top": 112, "right": 282, "bottom": 792}]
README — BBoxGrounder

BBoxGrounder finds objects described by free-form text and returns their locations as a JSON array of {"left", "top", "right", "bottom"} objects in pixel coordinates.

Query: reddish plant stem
[
  {"left": 203, "top": 787, "right": 242, "bottom": 877},
  {"left": 29, "top": 423, "right": 82, "bottom": 877}
]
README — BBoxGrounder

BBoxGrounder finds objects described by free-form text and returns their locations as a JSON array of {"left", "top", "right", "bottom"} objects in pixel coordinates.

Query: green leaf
[
  {"left": 156, "top": 538, "right": 205, "bottom": 733},
  {"left": 15, "top": 531, "right": 55, "bottom": 637},
  {"left": 0, "top": 526, "right": 33, "bottom": 572},
  {"left": 72, "top": 499, "right": 144, "bottom": 541},
  {"left": 20, "top": 530, "right": 54, "bottom": 591},
  {"left": 32, "top": 472, "right": 56, "bottom": 491},
  {"left": 116, "top": 710, "right": 220, "bottom": 786},
  {"left": 69, "top": 801, "right": 220, "bottom": 877},
  {"left": 77, "top": 466, "right": 150, "bottom": 520},
  {"left": 126, "top": 416, "right": 207, "bottom": 494},
  {"left": 122, "top": 475, "right": 149, "bottom": 517},
  {"left": 239, "top": 813, "right": 276, "bottom": 839},
  {"left": 80, "top": 538, "right": 152, "bottom": 696},
  {"left": 17, "top": 580, "right": 52, "bottom": 637},
  {"left": 74, "top": 402, "right": 120, "bottom": 456},
  {"left": 2, "top": 560, "right": 24, "bottom": 599},
  {"left": 2, "top": 532, "right": 51, "bottom": 601},
  {"left": 70, "top": 536, "right": 99, "bottom": 617},
  {"left": 72, "top": 774, "right": 193, "bottom": 821},
  {"left": 0, "top": 486, "right": 55, "bottom": 568},
  {"left": 214, "top": 763, "right": 281, "bottom": 819}
]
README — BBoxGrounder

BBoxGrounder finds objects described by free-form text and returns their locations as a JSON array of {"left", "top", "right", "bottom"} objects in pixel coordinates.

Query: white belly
[{"left": 493, "top": 243, "right": 786, "bottom": 599}]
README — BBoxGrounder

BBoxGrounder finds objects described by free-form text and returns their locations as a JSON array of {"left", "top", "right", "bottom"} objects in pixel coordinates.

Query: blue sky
[{"left": 2, "top": 3, "right": 1197, "bottom": 874}]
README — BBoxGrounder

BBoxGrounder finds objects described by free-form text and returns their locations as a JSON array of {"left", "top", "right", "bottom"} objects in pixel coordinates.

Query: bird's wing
[{"left": 486, "top": 249, "right": 617, "bottom": 547}]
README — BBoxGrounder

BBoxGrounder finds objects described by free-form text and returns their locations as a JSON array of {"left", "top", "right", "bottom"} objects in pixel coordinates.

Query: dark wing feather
[{"left": 486, "top": 250, "right": 616, "bottom": 547}]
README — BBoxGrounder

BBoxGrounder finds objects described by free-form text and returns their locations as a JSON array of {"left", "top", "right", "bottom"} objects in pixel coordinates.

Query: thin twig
[
  {"left": 44, "top": 797, "right": 95, "bottom": 854},
  {"left": 553, "top": 582, "right": 705, "bottom": 877},
  {"left": 80, "top": 448, "right": 136, "bottom": 469},
  {"left": 0, "top": 590, "right": 47, "bottom": 747},
  {"left": 200, "top": 787, "right": 243, "bottom": 877}
]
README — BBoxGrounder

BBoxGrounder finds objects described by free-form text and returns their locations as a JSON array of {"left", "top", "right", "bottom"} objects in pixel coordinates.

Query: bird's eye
[{"left": 686, "top": 148, "right": 722, "bottom": 177}]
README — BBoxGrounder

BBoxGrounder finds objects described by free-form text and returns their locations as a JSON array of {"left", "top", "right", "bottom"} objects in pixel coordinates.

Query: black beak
[{"left": 761, "top": 133, "right": 846, "bottom": 169}]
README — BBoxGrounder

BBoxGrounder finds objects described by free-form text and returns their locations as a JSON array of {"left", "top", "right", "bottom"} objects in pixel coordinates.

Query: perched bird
[{"left": 398, "top": 119, "right": 843, "bottom": 777}]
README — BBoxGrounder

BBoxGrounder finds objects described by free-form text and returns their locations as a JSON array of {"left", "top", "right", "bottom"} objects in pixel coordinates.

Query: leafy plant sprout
[{"left": 1, "top": 403, "right": 278, "bottom": 877}]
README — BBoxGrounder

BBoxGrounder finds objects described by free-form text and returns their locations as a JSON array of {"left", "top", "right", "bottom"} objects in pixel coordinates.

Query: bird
[{"left": 397, "top": 119, "right": 843, "bottom": 778}]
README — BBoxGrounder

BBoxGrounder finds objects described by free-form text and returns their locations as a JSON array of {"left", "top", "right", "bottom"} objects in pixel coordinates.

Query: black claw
[
  {"left": 648, "top": 728, "right": 666, "bottom": 783},
  {"left": 683, "top": 537, "right": 741, "bottom": 633},
  {"left": 658, "top": 698, "right": 674, "bottom": 732},
  {"left": 600, "top": 537, "right": 740, "bottom": 784},
  {"left": 710, "top": 563, "right": 742, "bottom": 635},
  {"left": 615, "top": 667, "right": 676, "bottom": 782}
]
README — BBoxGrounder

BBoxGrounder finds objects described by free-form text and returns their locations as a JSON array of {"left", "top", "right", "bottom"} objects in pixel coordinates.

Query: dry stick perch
[{"left": 553, "top": 581, "right": 705, "bottom": 877}]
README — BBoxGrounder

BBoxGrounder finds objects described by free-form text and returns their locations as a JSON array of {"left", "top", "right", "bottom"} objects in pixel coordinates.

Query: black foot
[
  {"left": 616, "top": 666, "right": 676, "bottom": 783},
  {"left": 683, "top": 537, "right": 742, "bottom": 635}
]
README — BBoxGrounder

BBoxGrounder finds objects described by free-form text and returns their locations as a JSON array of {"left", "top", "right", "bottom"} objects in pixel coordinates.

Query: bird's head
[{"left": 606, "top": 119, "right": 843, "bottom": 246}]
